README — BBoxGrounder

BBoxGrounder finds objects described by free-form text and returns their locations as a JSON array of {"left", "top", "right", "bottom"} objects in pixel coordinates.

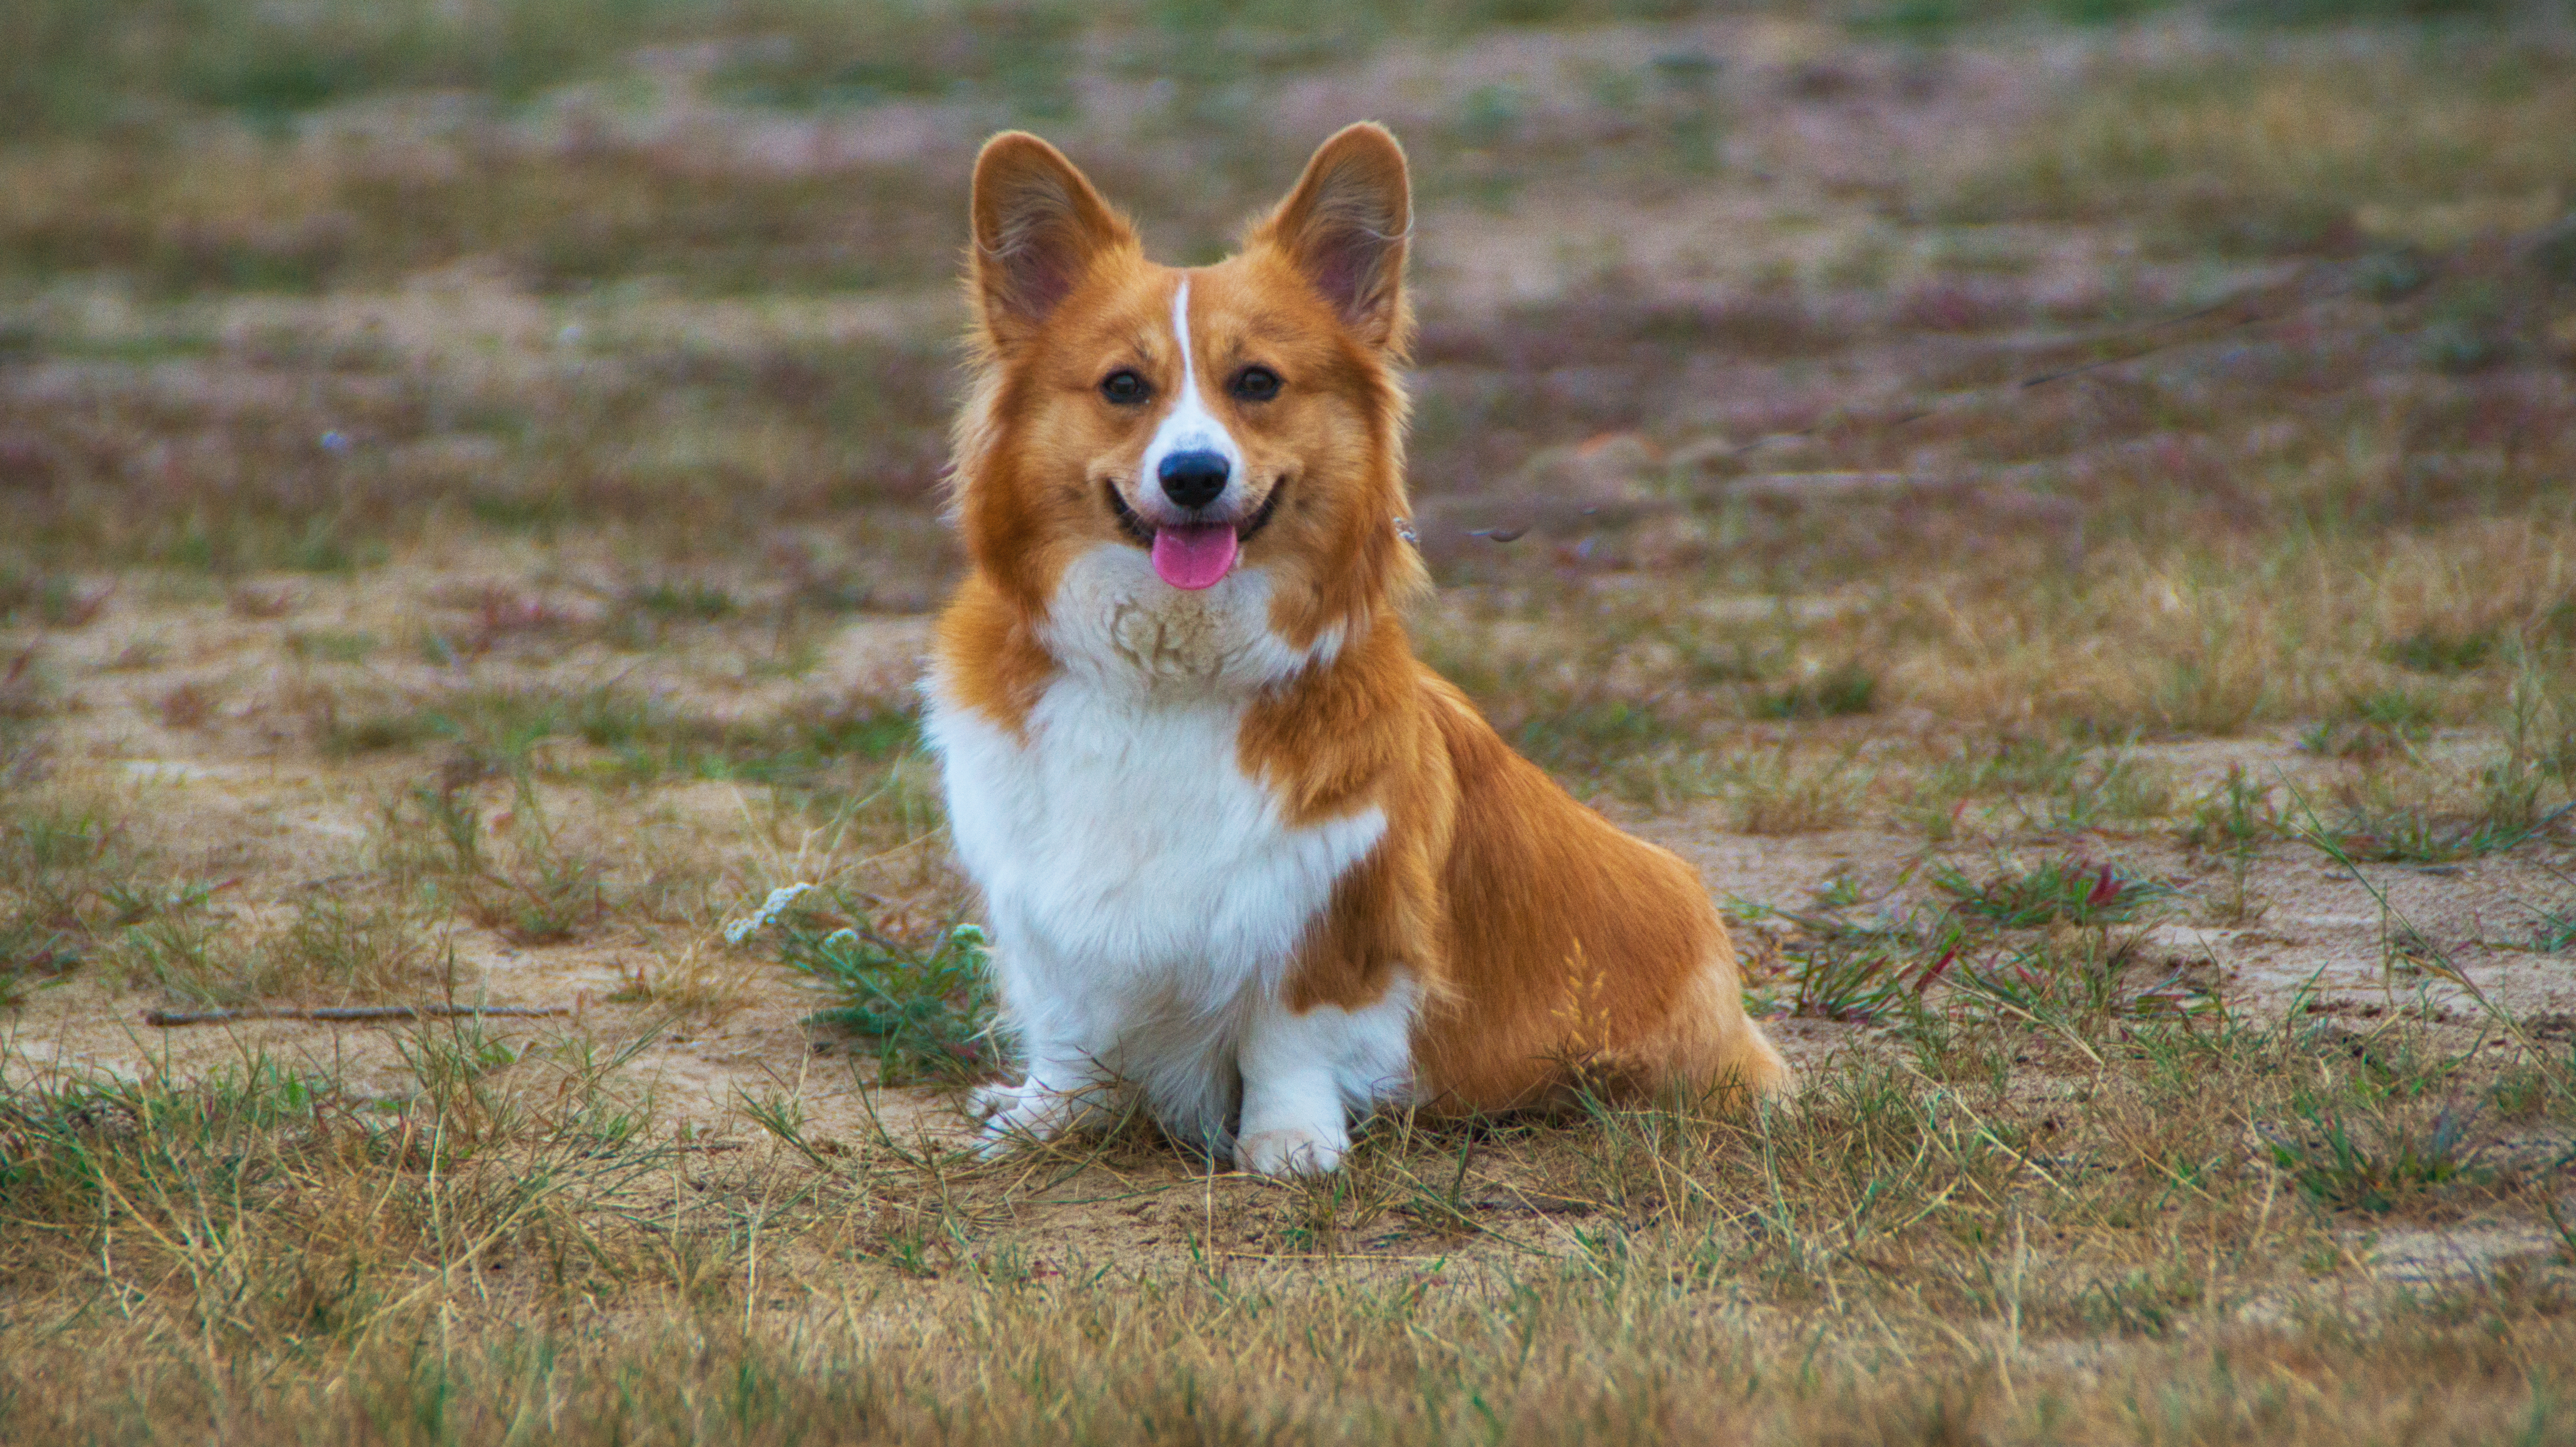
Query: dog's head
[{"left": 951, "top": 124, "right": 1422, "bottom": 664}]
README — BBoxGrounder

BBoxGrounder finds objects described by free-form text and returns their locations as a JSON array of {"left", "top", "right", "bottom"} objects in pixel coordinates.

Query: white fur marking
[
  {"left": 925, "top": 548, "right": 1384, "bottom": 1159},
  {"left": 1236, "top": 971, "right": 1422, "bottom": 1176},
  {"left": 1139, "top": 278, "right": 1245, "bottom": 508},
  {"left": 1042, "top": 546, "right": 1327, "bottom": 696}
]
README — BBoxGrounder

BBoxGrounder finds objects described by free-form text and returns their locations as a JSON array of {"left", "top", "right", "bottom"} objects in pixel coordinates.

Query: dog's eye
[
  {"left": 1229, "top": 366, "right": 1281, "bottom": 403},
  {"left": 1099, "top": 370, "right": 1150, "bottom": 406}
]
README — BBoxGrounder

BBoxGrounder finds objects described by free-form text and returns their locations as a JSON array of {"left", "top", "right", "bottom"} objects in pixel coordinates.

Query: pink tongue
[{"left": 1150, "top": 524, "right": 1239, "bottom": 590}]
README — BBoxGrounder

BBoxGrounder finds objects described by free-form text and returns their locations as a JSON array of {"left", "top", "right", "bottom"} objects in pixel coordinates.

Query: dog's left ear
[{"left": 1255, "top": 124, "right": 1411, "bottom": 352}]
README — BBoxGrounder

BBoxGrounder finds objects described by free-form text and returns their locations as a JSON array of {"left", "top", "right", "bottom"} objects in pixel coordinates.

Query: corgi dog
[{"left": 924, "top": 123, "right": 1789, "bottom": 1175}]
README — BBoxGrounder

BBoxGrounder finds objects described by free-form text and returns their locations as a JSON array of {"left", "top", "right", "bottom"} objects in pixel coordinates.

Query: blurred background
[{"left": 4, "top": 0, "right": 2574, "bottom": 769}]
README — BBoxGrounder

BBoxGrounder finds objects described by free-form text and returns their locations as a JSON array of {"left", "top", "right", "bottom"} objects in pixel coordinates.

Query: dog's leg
[
  {"left": 1234, "top": 973, "right": 1419, "bottom": 1176},
  {"left": 970, "top": 1039, "right": 1114, "bottom": 1156},
  {"left": 1135, "top": 1038, "right": 1243, "bottom": 1166},
  {"left": 970, "top": 980, "right": 1119, "bottom": 1154}
]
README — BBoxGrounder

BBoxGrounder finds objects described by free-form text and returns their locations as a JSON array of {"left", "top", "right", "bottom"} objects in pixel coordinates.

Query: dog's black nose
[{"left": 1158, "top": 450, "right": 1229, "bottom": 511}]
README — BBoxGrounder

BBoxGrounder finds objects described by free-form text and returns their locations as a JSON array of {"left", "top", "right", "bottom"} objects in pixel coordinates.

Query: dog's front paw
[
  {"left": 1235, "top": 1126, "right": 1345, "bottom": 1177},
  {"left": 966, "top": 1081, "right": 1021, "bottom": 1123},
  {"left": 970, "top": 1081, "right": 1077, "bottom": 1158}
]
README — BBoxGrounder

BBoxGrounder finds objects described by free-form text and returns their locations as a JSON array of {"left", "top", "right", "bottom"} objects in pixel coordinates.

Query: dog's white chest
[
  {"left": 925, "top": 552, "right": 1381, "bottom": 1014},
  {"left": 929, "top": 680, "right": 1380, "bottom": 1002}
]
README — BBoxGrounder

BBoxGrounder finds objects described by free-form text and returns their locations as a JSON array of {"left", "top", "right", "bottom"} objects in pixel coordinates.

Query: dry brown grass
[
  {"left": 1965, "top": 45, "right": 2576, "bottom": 256},
  {"left": 1, "top": 1013, "right": 2570, "bottom": 1443}
]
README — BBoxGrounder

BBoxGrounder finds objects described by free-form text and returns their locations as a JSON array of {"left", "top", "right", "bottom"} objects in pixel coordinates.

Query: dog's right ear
[{"left": 969, "top": 133, "right": 1136, "bottom": 349}]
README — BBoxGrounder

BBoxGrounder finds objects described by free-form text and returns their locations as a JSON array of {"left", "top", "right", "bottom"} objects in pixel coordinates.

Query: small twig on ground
[{"left": 143, "top": 1004, "right": 570, "bottom": 1027}]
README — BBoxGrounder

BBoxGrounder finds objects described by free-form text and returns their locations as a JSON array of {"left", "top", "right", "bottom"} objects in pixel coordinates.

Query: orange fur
[{"left": 936, "top": 124, "right": 1788, "bottom": 1122}]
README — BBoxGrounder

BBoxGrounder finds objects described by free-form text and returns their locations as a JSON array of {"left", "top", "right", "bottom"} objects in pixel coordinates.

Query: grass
[
  {"left": 325, "top": 683, "right": 919, "bottom": 789},
  {"left": 1612, "top": 741, "right": 1872, "bottom": 829},
  {"left": 2182, "top": 765, "right": 2287, "bottom": 855},
  {"left": 2529, "top": 882, "right": 2576, "bottom": 954},
  {"left": 2391, "top": 625, "right": 2500, "bottom": 675},
  {"left": 1949, "top": 928, "right": 2220, "bottom": 1041},
  {"left": 0, "top": 762, "right": 470, "bottom": 1008},
  {"left": 1951, "top": 43, "right": 2576, "bottom": 258},
  {"left": 2281, "top": 675, "right": 2576, "bottom": 863},
  {"left": 1932, "top": 855, "right": 2170, "bottom": 929},
  {"left": 389, "top": 777, "right": 612, "bottom": 946},
  {"left": 2491, "top": 1036, "right": 2576, "bottom": 1123},
  {"left": 2301, "top": 688, "right": 2445, "bottom": 759},
  {"left": 5, "top": 320, "right": 958, "bottom": 573},
  {"left": 1748, "top": 661, "right": 1879, "bottom": 721},
  {"left": 0, "top": 571, "right": 107, "bottom": 630},
  {"left": 6, "top": 0, "right": 2576, "bottom": 1438},
  {"left": 2263, "top": 1101, "right": 2494, "bottom": 1215},
  {"left": 776, "top": 908, "right": 997, "bottom": 1084},
  {"left": 1762, "top": 855, "right": 2215, "bottom": 1049},
  {"left": 1737, "top": 877, "right": 1951, "bottom": 1024},
  {"left": 0, "top": 786, "right": 166, "bottom": 1005},
  {"left": 0, "top": 1021, "right": 702, "bottom": 1411},
  {"left": 1910, "top": 741, "right": 2179, "bottom": 836},
  {"left": 1788, "top": 930, "right": 1939, "bottom": 1024},
  {"left": 99, "top": 887, "right": 455, "bottom": 1008},
  {"left": 2, "top": 1006, "right": 2569, "bottom": 1443},
  {"left": 2298, "top": 774, "right": 2568, "bottom": 865}
]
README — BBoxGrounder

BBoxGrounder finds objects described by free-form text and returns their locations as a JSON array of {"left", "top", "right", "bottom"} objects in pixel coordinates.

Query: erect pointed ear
[
  {"left": 1254, "top": 123, "right": 1412, "bottom": 351},
  {"left": 968, "top": 132, "right": 1136, "bottom": 347}
]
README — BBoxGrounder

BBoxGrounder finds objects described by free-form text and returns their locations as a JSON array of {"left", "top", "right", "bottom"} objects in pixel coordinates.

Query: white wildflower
[{"left": 721, "top": 882, "right": 815, "bottom": 945}]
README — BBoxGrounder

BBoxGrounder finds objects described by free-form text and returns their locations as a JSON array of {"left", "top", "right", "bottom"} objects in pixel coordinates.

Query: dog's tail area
[{"left": 1597, "top": 936, "right": 1793, "bottom": 1111}]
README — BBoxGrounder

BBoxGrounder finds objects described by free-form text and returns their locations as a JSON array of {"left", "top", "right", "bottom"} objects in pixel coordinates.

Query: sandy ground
[{"left": 13, "top": 573, "right": 2574, "bottom": 1183}]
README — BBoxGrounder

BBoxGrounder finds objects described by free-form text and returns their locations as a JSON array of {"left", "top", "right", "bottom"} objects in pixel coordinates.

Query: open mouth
[{"left": 1106, "top": 480, "right": 1285, "bottom": 591}]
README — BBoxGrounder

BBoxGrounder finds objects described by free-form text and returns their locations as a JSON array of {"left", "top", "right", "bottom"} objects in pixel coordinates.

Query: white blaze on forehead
[{"left": 1138, "top": 277, "right": 1245, "bottom": 501}]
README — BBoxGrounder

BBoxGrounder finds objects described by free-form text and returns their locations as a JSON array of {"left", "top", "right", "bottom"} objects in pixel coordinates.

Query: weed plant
[
  {"left": 1932, "top": 855, "right": 2169, "bottom": 929},
  {"left": 779, "top": 909, "right": 997, "bottom": 1084}
]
